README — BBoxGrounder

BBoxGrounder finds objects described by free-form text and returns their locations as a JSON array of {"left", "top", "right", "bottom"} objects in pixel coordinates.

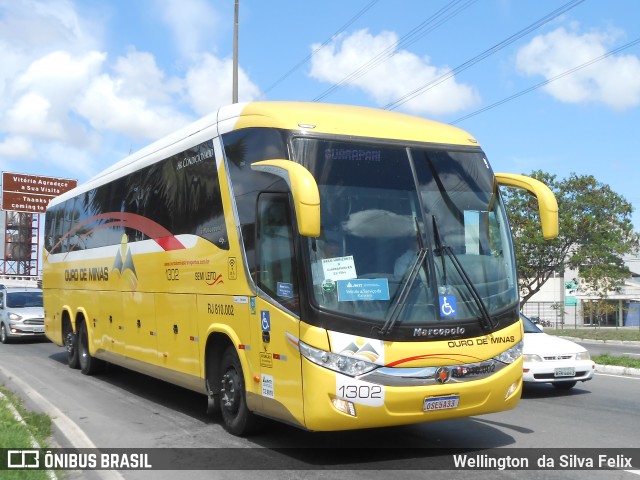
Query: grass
[
  {"left": 0, "top": 386, "right": 53, "bottom": 479},
  {"left": 591, "top": 353, "right": 640, "bottom": 369}
]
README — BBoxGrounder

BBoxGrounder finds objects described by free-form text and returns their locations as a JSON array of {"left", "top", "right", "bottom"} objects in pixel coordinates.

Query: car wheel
[
  {"left": 219, "top": 346, "right": 260, "bottom": 436},
  {"left": 552, "top": 381, "right": 577, "bottom": 390},
  {"left": 0, "top": 323, "right": 10, "bottom": 344},
  {"left": 78, "top": 321, "right": 105, "bottom": 375}
]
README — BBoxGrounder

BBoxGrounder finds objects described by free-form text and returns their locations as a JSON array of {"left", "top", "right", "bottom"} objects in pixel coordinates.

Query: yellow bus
[{"left": 43, "top": 101, "right": 558, "bottom": 436}]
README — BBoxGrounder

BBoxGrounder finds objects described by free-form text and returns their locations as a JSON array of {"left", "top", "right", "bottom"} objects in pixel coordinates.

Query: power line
[
  {"left": 262, "top": 0, "right": 379, "bottom": 95},
  {"left": 450, "top": 36, "right": 640, "bottom": 125},
  {"left": 313, "top": 0, "right": 477, "bottom": 102},
  {"left": 384, "top": 0, "right": 585, "bottom": 111}
]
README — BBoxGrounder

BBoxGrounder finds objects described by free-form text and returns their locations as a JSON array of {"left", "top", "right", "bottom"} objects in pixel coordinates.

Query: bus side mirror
[
  {"left": 251, "top": 159, "right": 321, "bottom": 237},
  {"left": 496, "top": 173, "right": 559, "bottom": 240}
]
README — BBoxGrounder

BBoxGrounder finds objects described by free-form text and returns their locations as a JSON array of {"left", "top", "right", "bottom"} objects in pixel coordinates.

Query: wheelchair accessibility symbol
[
  {"left": 261, "top": 311, "right": 271, "bottom": 331},
  {"left": 439, "top": 295, "right": 457, "bottom": 318}
]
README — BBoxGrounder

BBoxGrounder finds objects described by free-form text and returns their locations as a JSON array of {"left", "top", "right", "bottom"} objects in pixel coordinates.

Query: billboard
[{"left": 2, "top": 172, "right": 77, "bottom": 214}]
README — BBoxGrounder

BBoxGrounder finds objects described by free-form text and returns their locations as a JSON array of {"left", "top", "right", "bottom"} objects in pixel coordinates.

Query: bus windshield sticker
[
  {"left": 277, "top": 282, "right": 294, "bottom": 298},
  {"left": 439, "top": 295, "right": 457, "bottom": 318},
  {"left": 321, "top": 255, "right": 356, "bottom": 282},
  {"left": 336, "top": 279, "right": 390, "bottom": 302}
]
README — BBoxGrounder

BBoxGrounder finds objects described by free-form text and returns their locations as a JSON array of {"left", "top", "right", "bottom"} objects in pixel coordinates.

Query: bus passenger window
[{"left": 256, "top": 193, "right": 299, "bottom": 314}]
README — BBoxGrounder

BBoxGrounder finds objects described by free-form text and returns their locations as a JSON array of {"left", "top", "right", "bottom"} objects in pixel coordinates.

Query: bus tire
[
  {"left": 78, "top": 320, "right": 105, "bottom": 376},
  {"left": 63, "top": 320, "right": 80, "bottom": 369},
  {"left": 219, "top": 346, "right": 259, "bottom": 436}
]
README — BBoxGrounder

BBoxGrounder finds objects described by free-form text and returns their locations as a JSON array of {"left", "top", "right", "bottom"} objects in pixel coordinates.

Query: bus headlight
[
  {"left": 493, "top": 340, "right": 523, "bottom": 364},
  {"left": 299, "top": 340, "right": 379, "bottom": 377}
]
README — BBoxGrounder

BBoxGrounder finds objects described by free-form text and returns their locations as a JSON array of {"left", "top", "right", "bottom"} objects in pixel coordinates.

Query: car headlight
[
  {"left": 8, "top": 313, "right": 22, "bottom": 321},
  {"left": 493, "top": 340, "right": 523, "bottom": 364},
  {"left": 299, "top": 340, "right": 379, "bottom": 377},
  {"left": 576, "top": 351, "right": 591, "bottom": 361},
  {"left": 523, "top": 354, "right": 544, "bottom": 362}
]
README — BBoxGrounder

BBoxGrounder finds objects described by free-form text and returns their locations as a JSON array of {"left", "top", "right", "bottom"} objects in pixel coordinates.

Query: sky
[{"left": 1, "top": 0, "right": 640, "bottom": 229}]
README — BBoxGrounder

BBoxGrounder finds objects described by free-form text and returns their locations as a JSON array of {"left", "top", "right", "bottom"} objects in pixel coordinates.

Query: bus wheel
[
  {"left": 219, "top": 346, "right": 259, "bottom": 436},
  {"left": 78, "top": 321, "right": 105, "bottom": 376},
  {"left": 63, "top": 323, "right": 79, "bottom": 369}
]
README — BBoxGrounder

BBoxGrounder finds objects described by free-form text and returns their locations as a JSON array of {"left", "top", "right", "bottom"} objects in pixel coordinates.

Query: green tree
[{"left": 500, "top": 171, "right": 639, "bottom": 307}]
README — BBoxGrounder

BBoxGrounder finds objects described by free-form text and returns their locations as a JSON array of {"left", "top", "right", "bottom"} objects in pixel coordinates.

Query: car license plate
[
  {"left": 554, "top": 367, "right": 575, "bottom": 377},
  {"left": 34, "top": 327, "right": 44, "bottom": 333},
  {"left": 423, "top": 395, "right": 459, "bottom": 412}
]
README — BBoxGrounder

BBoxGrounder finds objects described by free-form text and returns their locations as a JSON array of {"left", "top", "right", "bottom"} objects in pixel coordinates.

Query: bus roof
[
  {"left": 49, "top": 101, "right": 480, "bottom": 208},
  {"left": 220, "top": 101, "right": 478, "bottom": 146}
]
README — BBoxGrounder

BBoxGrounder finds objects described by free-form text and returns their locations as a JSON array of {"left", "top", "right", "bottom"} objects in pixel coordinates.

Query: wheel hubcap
[
  {"left": 221, "top": 369, "right": 240, "bottom": 414},
  {"left": 65, "top": 332, "right": 74, "bottom": 353}
]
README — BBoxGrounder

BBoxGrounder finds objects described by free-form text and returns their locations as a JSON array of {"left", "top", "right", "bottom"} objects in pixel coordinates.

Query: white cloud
[
  {"left": 516, "top": 26, "right": 640, "bottom": 110},
  {"left": 309, "top": 29, "right": 480, "bottom": 115},
  {"left": 154, "top": 0, "right": 221, "bottom": 57},
  {"left": 113, "top": 49, "right": 182, "bottom": 104},
  {"left": 0, "top": 136, "right": 37, "bottom": 159},
  {"left": 76, "top": 73, "right": 190, "bottom": 140},
  {"left": 185, "top": 53, "right": 262, "bottom": 116}
]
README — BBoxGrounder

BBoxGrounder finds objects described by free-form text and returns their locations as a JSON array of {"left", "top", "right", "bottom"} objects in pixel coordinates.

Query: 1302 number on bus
[{"left": 335, "top": 376, "right": 384, "bottom": 407}]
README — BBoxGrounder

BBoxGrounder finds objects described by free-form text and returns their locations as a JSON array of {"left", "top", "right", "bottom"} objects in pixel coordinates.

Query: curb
[
  {"left": 595, "top": 364, "right": 640, "bottom": 377},
  {"left": 553, "top": 335, "right": 640, "bottom": 347}
]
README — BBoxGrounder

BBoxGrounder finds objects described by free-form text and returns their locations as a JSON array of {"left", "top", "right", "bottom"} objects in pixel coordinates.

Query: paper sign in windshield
[
  {"left": 321, "top": 255, "right": 357, "bottom": 282},
  {"left": 337, "top": 279, "right": 390, "bottom": 302}
]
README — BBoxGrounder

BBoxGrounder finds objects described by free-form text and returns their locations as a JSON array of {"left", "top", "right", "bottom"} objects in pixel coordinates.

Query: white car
[{"left": 521, "top": 314, "right": 595, "bottom": 390}]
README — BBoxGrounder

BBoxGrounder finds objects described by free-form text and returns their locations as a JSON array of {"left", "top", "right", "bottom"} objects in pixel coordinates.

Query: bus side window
[{"left": 256, "top": 192, "right": 299, "bottom": 314}]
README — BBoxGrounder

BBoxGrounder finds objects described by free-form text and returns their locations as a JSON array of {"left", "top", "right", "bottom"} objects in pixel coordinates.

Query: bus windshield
[{"left": 293, "top": 137, "right": 518, "bottom": 330}]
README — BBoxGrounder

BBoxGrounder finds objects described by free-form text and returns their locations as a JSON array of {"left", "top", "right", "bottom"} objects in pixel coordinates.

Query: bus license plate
[
  {"left": 423, "top": 395, "right": 459, "bottom": 412},
  {"left": 554, "top": 367, "right": 575, "bottom": 377}
]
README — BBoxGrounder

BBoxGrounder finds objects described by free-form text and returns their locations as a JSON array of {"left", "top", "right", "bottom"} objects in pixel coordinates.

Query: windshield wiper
[
  {"left": 431, "top": 215, "right": 497, "bottom": 332},
  {"left": 377, "top": 217, "right": 427, "bottom": 335}
]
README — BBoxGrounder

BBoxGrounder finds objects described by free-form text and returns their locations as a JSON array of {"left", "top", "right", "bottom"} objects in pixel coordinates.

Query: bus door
[{"left": 253, "top": 192, "right": 304, "bottom": 427}]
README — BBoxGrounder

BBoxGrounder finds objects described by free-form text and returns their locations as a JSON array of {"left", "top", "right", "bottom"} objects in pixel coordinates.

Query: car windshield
[
  {"left": 6, "top": 291, "right": 43, "bottom": 308},
  {"left": 521, "top": 314, "right": 543, "bottom": 333},
  {"left": 294, "top": 137, "right": 518, "bottom": 330}
]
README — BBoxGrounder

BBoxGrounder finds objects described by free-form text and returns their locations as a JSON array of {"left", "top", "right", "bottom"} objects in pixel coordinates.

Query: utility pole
[{"left": 232, "top": 0, "right": 239, "bottom": 103}]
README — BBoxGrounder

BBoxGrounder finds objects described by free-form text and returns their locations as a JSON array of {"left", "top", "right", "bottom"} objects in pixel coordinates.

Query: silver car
[{"left": 0, "top": 286, "right": 45, "bottom": 343}]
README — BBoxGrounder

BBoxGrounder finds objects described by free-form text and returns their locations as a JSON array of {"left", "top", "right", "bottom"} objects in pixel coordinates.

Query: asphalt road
[{"left": 0, "top": 339, "right": 639, "bottom": 480}]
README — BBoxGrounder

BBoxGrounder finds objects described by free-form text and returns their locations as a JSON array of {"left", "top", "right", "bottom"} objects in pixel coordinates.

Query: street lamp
[{"left": 233, "top": 0, "right": 238, "bottom": 103}]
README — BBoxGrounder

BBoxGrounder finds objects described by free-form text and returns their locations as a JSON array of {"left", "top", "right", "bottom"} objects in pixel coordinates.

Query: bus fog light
[
  {"left": 505, "top": 381, "right": 519, "bottom": 399},
  {"left": 331, "top": 396, "right": 356, "bottom": 416}
]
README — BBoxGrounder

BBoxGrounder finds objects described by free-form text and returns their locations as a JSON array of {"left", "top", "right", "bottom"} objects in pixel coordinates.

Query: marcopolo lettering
[{"left": 413, "top": 326, "right": 465, "bottom": 338}]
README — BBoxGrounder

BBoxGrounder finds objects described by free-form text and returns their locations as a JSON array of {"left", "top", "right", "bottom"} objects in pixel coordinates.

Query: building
[{"left": 522, "top": 258, "right": 640, "bottom": 327}]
